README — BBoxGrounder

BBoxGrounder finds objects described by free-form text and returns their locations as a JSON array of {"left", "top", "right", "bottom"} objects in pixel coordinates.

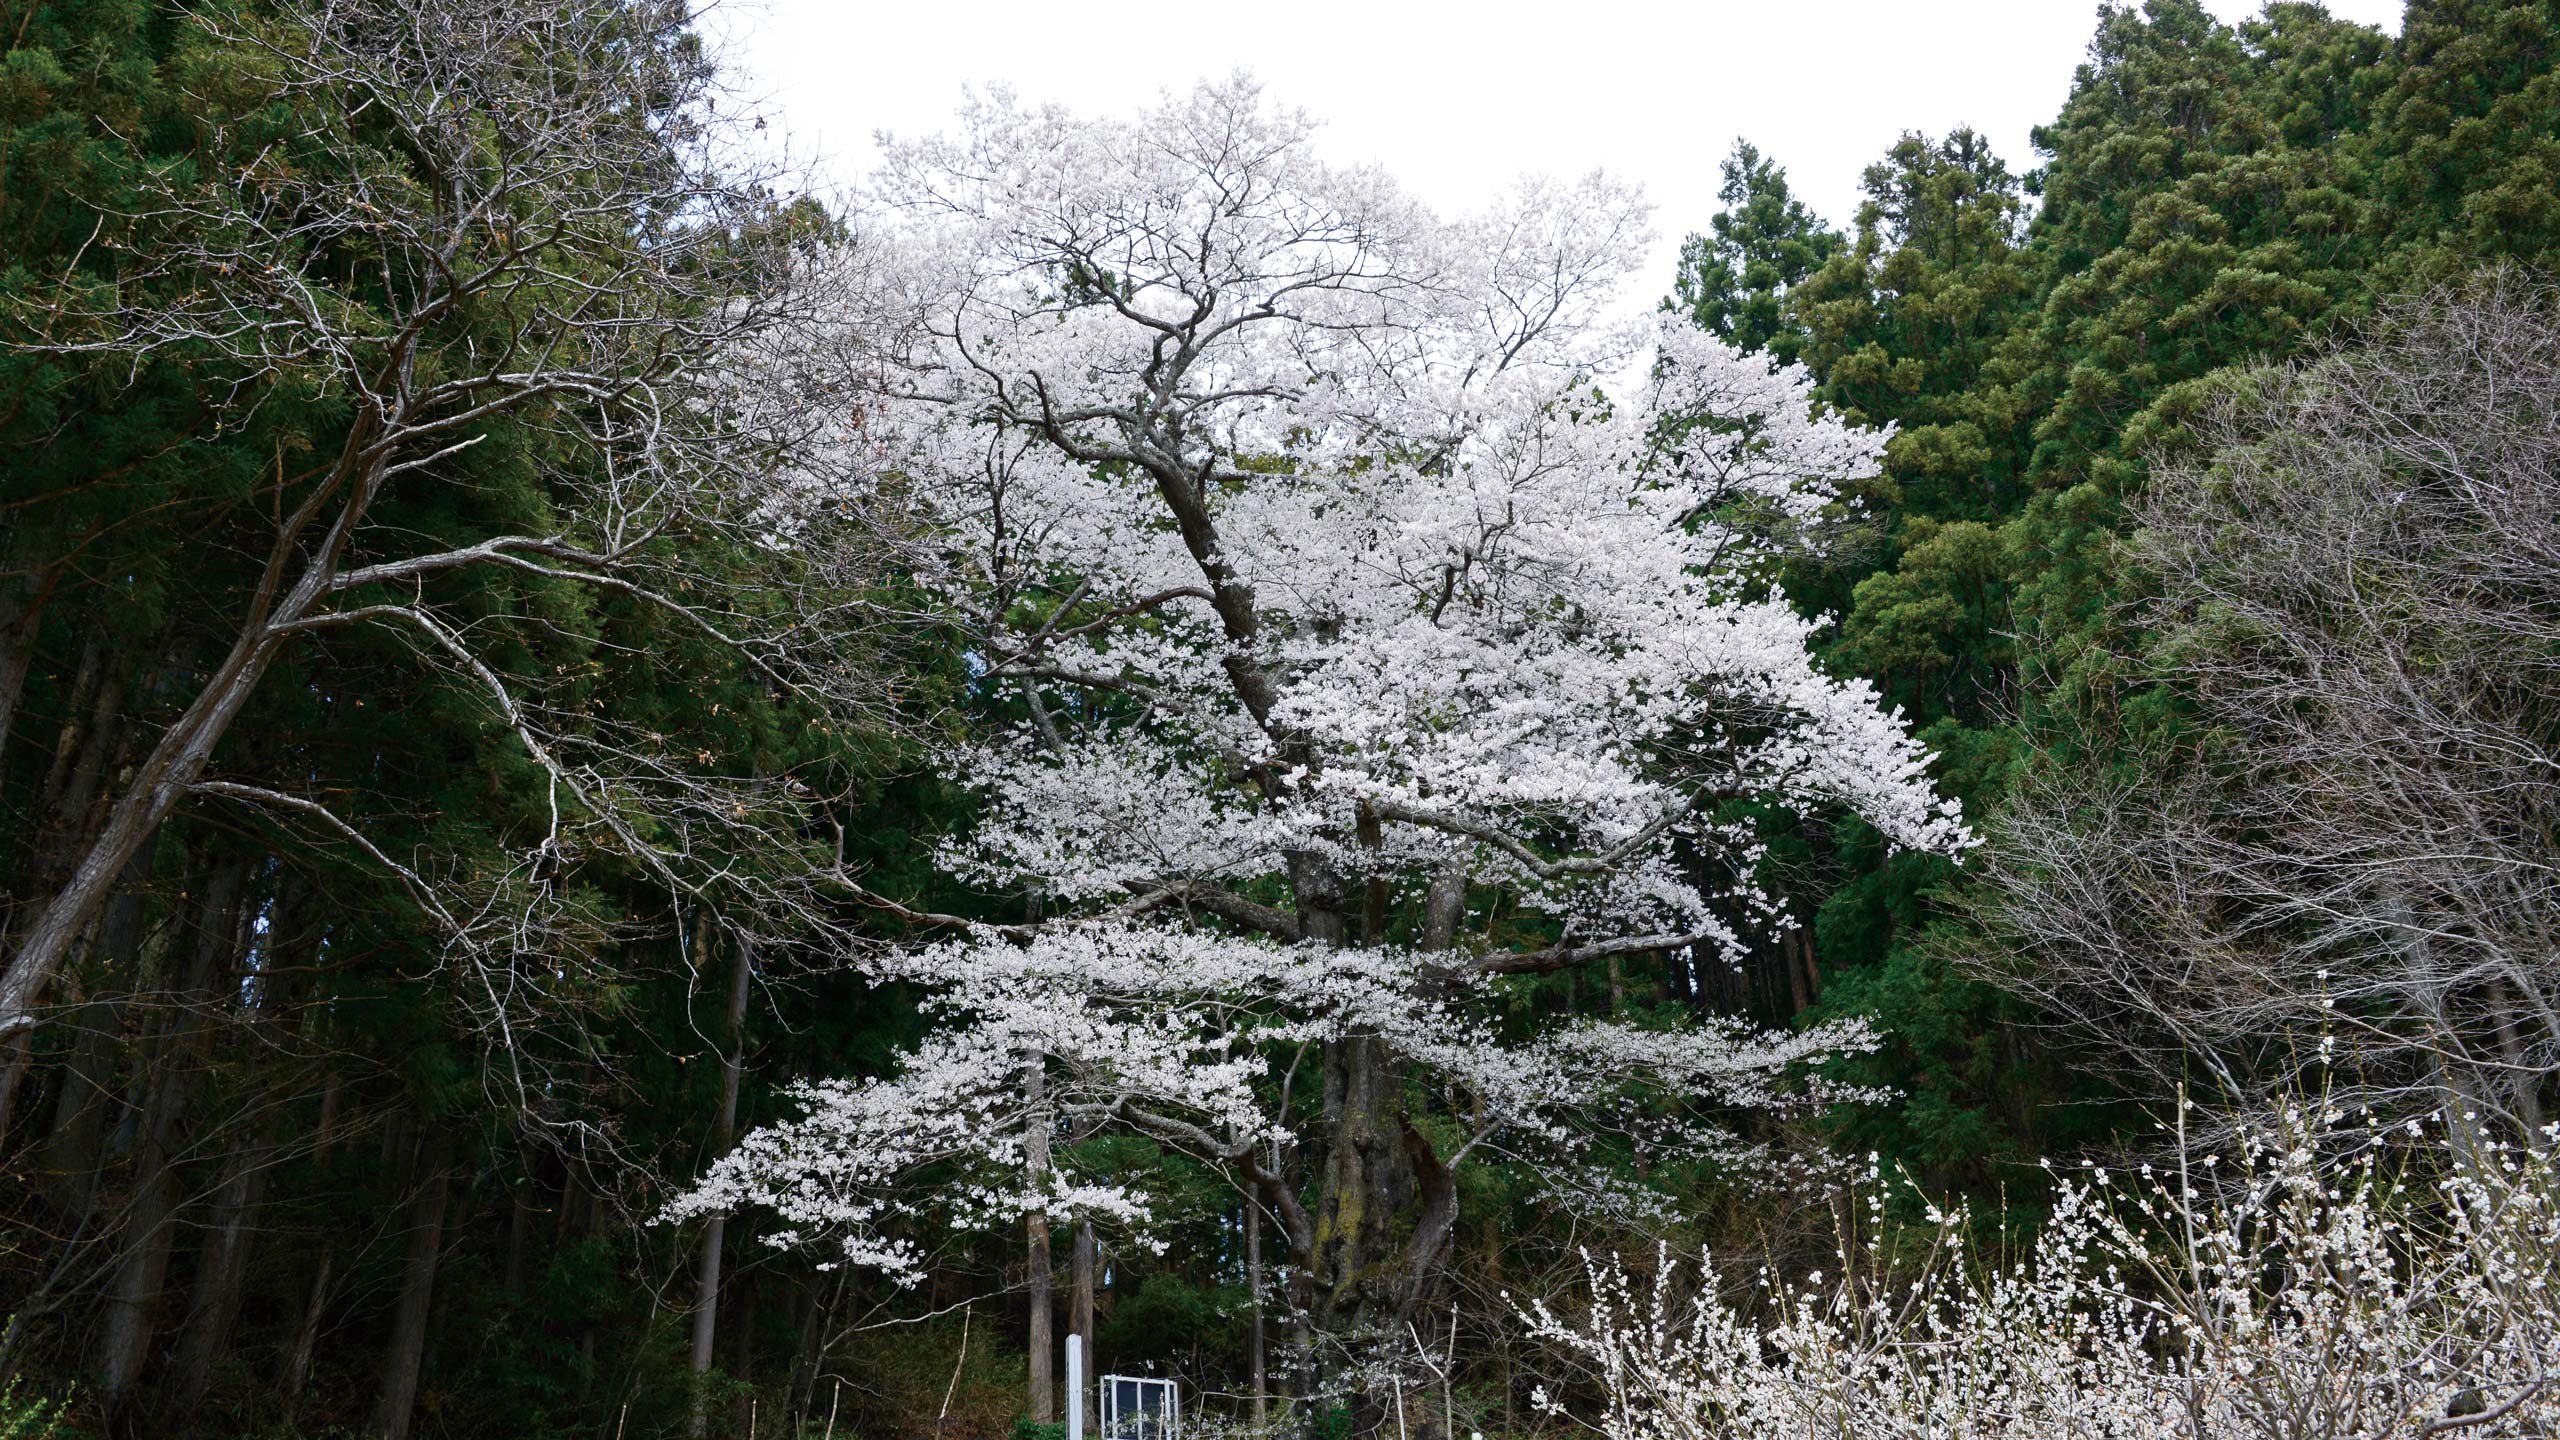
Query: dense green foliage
[
  {"left": 1, "top": 1, "right": 2554, "bottom": 1436},
  {"left": 1672, "top": 0, "right": 2560, "bottom": 1201},
  {"left": 1668, "top": 140, "right": 1842, "bottom": 366}
]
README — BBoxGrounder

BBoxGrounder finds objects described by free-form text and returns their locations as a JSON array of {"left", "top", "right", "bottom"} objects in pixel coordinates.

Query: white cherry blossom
[{"left": 680, "top": 76, "right": 1967, "bottom": 1332}]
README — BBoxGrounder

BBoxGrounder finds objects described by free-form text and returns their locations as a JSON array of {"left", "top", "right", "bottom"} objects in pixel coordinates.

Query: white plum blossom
[
  {"left": 679, "top": 75, "right": 1968, "bottom": 1334},
  {"left": 1526, "top": 1118, "right": 2560, "bottom": 1440}
]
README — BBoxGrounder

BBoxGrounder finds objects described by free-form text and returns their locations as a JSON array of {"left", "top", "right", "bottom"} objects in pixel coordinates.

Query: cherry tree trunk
[
  {"left": 1312, "top": 1030, "right": 1418, "bottom": 1395},
  {"left": 1025, "top": 1061, "right": 1053, "bottom": 1424},
  {"left": 1246, "top": 1195, "right": 1267, "bottom": 1426},
  {"left": 1295, "top": 849, "right": 1435, "bottom": 1423},
  {"left": 1312, "top": 1032, "right": 1409, "bottom": 1324},
  {"left": 1072, "top": 1219, "right": 1096, "bottom": 1412}
]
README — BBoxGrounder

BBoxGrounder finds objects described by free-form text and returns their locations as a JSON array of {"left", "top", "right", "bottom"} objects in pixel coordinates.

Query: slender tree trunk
[
  {"left": 794, "top": 1268, "right": 848, "bottom": 1431},
  {"left": 0, "top": 1031, "right": 31, "bottom": 1142},
  {"left": 27, "top": 622, "right": 123, "bottom": 873},
  {"left": 1246, "top": 1191, "right": 1267, "bottom": 1427},
  {"left": 733, "top": 1265, "right": 760, "bottom": 1379},
  {"left": 503, "top": 1149, "right": 537, "bottom": 1296},
  {"left": 688, "top": 1197, "right": 730, "bottom": 1429},
  {"left": 284, "top": 1025, "right": 345, "bottom": 1414},
  {"left": 171, "top": 1116, "right": 275, "bottom": 1416},
  {"left": 312, "top": 1069, "right": 343, "bottom": 1163},
  {"left": 172, "top": 879, "right": 304, "bottom": 1420},
  {"left": 0, "top": 567, "right": 46, "bottom": 781},
  {"left": 1486, "top": 1215, "right": 1511, "bottom": 1436},
  {"left": 282, "top": 1248, "right": 334, "bottom": 1403},
  {"left": 0, "top": 579, "right": 52, "bottom": 1103},
  {"left": 789, "top": 1279, "right": 824, "bottom": 1430},
  {"left": 1072, "top": 1220, "right": 1096, "bottom": 1417},
  {"left": 97, "top": 858, "right": 243, "bottom": 1420},
  {"left": 2489, "top": 977, "right": 2547, "bottom": 1135},
  {"left": 690, "top": 925, "right": 754, "bottom": 1437},
  {"left": 562, "top": 1174, "right": 599, "bottom": 1402},
  {"left": 1026, "top": 1057, "right": 1054, "bottom": 1424},
  {"left": 369, "top": 1127, "right": 456, "bottom": 1440},
  {"left": 1781, "top": 927, "right": 1819, "bottom": 1016}
]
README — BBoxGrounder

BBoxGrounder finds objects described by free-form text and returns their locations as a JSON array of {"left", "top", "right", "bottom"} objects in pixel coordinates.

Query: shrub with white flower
[{"left": 1523, "top": 1115, "right": 2560, "bottom": 1439}]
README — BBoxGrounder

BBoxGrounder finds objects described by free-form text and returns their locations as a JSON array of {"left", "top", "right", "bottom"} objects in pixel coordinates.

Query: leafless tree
[
  {"left": 0, "top": 0, "right": 898, "bottom": 1053},
  {"left": 1963, "top": 267, "right": 2560, "bottom": 1141}
]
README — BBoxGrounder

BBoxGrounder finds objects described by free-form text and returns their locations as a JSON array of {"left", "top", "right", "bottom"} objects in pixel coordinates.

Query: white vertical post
[{"left": 1066, "top": 1335, "right": 1084, "bottom": 1440}]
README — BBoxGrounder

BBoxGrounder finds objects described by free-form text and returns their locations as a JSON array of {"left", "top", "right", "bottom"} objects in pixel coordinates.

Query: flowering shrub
[{"left": 1524, "top": 1119, "right": 2560, "bottom": 1439}]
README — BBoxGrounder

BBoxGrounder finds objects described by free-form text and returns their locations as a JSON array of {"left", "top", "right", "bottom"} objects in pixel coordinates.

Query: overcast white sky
[{"left": 726, "top": 1, "right": 2402, "bottom": 302}]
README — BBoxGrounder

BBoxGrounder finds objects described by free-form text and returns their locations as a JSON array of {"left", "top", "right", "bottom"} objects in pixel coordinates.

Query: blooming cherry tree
[{"left": 675, "top": 75, "right": 1967, "bottom": 1397}]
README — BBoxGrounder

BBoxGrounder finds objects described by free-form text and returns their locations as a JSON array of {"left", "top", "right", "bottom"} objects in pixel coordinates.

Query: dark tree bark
[
  {"left": 503, "top": 1149, "right": 537, "bottom": 1297},
  {"left": 0, "top": 1031, "right": 30, "bottom": 1143},
  {"left": 282, "top": 1248, "right": 334, "bottom": 1403},
  {"left": 1246, "top": 1189, "right": 1267, "bottom": 1426},
  {"left": 0, "top": 565, "right": 47, "bottom": 782},
  {"left": 41, "top": 828, "right": 161, "bottom": 1218},
  {"left": 170, "top": 1115, "right": 275, "bottom": 1417},
  {"left": 97, "top": 857, "right": 244, "bottom": 1423},
  {"left": 729, "top": 1267, "right": 759, "bottom": 1387},
  {"left": 689, "top": 925, "right": 754, "bottom": 1437},
  {"left": 170, "top": 885, "right": 305, "bottom": 1421},
  {"left": 1072, "top": 1219, "right": 1096, "bottom": 1413},
  {"left": 369, "top": 1127, "right": 457, "bottom": 1440},
  {"left": 1026, "top": 1059, "right": 1053, "bottom": 1424},
  {"left": 1313, "top": 1031, "right": 1414, "bottom": 1345}
]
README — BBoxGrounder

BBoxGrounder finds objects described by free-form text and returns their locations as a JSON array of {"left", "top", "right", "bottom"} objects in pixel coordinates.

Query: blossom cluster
[
  {"left": 668, "top": 923, "right": 1886, "bottom": 1281},
  {"left": 820, "top": 78, "right": 1967, "bottom": 928},
  {"left": 1525, "top": 1117, "right": 2560, "bottom": 1439}
]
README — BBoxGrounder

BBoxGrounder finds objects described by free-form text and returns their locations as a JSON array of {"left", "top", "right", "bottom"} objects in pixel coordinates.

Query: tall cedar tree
[{"left": 1668, "top": 140, "right": 1843, "bottom": 366}]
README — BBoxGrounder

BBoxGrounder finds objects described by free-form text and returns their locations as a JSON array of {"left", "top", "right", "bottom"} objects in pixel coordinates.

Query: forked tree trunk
[{"left": 370, "top": 1127, "right": 456, "bottom": 1440}]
